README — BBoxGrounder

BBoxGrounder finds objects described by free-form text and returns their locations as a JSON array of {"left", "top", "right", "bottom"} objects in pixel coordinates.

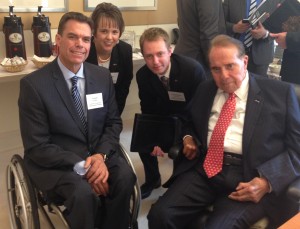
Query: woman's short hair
[{"left": 91, "top": 2, "right": 125, "bottom": 37}]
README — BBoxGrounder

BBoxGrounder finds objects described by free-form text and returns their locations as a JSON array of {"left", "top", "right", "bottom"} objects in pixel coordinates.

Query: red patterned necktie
[{"left": 203, "top": 93, "right": 236, "bottom": 178}]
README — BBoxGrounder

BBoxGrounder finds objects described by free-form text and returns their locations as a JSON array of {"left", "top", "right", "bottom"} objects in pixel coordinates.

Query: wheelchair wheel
[
  {"left": 119, "top": 144, "right": 141, "bottom": 229},
  {"left": 7, "top": 154, "right": 40, "bottom": 229}
]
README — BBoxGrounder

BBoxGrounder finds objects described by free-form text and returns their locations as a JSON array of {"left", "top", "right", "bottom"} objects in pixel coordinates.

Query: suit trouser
[
  {"left": 148, "top": 165, "right": 266, "bottom": 229},
  {"left": 52, "top": 153, "right": 136, "bottom": 229},
  {"left": 138, "top": 152, "right": 161, "bottom": 184}
]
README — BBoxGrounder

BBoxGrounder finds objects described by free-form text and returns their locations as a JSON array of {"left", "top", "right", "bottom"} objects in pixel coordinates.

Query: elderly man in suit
[
  {"left": 174, "top": 0, "right": 226, "bottom": 73},
  {"left": 148, "top": 34, "right": 300, "bottom": 228},
  {"left": 223, "top": 0, "right": 281, "bottom": 77},
  {"left": 136, "top": 27, "right": 206, "bottom": 199},
  {"left": 18, "top": 12, "right": 135, "bottom": 229}
]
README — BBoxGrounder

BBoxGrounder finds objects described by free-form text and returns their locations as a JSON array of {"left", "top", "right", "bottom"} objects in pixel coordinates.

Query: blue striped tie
[
  {"left": 71, "top": 76, "right": 87, "bottom": 135},
  {"left": 244, "top": 0, "right": 257, "bottom": 48}
]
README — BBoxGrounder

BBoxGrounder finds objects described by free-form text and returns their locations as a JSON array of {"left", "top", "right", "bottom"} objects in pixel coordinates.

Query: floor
[{"left": 0, "top": 67, "right": 173, "bottom": 229}]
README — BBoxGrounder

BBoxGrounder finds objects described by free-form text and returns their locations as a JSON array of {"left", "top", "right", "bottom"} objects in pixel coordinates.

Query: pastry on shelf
[{"left": 1, "top": 56, "right": 27, "bottom": 73}]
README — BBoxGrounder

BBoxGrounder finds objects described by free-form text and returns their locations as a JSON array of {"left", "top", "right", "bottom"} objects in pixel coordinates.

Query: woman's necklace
[{"left": 98, "top": 55, "right": 111, "bottom": 63}]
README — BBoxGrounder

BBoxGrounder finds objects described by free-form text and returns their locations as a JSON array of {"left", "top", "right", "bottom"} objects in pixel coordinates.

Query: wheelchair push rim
[{"left": 6, "top": 154, "right": 40, "bottom": 229}]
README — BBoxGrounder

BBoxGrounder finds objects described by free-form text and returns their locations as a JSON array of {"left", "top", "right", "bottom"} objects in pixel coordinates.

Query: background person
[
  {"left": 174, "top": 0, "right": 226, "bottom": 74},
  {"left": 148, "top": 34, "right": 300, "bottom": 229},
  {"left": 19, "top": 12, "right": 135, "bottom": 229},
  {"left": 270, "top": 16, "right": 300, "bottom": 84},
  {"left": 136, "top": 27, "right": 206, "bottom": 199},
  {"left": 223, "top": 0, "right": 281, "bottom": 77},
  {"left": 86, "top": 2, "right": 133, "bottom": 114}
]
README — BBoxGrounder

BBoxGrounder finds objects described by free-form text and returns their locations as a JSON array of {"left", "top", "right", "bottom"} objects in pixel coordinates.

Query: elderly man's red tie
[{"left": 203, "top": 93, "right": 236, "bottom": 178}]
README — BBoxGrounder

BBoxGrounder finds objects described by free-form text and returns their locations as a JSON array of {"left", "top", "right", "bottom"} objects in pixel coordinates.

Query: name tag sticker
[
  {"left": 168, "top": 91, "right": 186, "bottom": 102},
  {"left": 111, "top": 72, "right": 119, "bottom": 84},
  {"left": 86, "top": 93, "right": 103, "bottom": 110}
]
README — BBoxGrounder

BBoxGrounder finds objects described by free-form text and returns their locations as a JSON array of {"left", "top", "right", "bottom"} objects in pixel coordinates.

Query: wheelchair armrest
[
  {"left": 168, "top": 143, "right": 183, "bottom": 160},
  {"left": 287, "top": 178, "right": 300, "bottom": 203}
]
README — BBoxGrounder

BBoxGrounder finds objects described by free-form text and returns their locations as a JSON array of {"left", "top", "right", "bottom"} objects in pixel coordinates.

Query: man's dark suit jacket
[
  {"left": 166, "top": 74, "right": 300, "bottom": 226},
  {"left": 281, "top": 32, "right": 300, "bottom": 84},
  {"left": 19, "top": 59, "right": 122, "bottom": 191},
  {"left": 137, "top": 53, "right": 206, "bottom": 117},
  {"left": 223, "top": 0, "right": 280, "bottom": 66},
  {"left": 86, "top": 39, "right": 133, "bottom": 114}
]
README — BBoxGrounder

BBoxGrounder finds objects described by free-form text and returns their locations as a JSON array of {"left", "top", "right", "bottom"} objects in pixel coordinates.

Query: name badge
[
  {"left": 86, "top": 93, "right": 103, "bottom": 110},
  {"left": 111, "top": 72, "right": 119, "bottom": 84},
  {"left": 168, "top": 91, "right": 186, "bottom": 102}
]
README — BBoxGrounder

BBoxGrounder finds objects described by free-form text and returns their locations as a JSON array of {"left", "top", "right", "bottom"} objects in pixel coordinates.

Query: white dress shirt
[
  {"left": 58, "top": 57, "right": 87, "bottom": 117},
  {"left": 207, "top": 72, "right": 250, "bottom": 155}
]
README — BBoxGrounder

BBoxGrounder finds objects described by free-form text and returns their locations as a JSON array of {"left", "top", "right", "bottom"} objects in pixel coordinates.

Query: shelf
[
  {"left": 0, "top": 56, "right": 145, "bottom": 84},
  {"left": 0, "top": 60, "right": 38, "bottom": 83}
]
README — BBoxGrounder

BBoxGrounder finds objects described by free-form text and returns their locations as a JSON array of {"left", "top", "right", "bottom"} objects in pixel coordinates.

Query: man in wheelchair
[
  {"left": 148, "top": 35, "right": 300, "bottom": 228},
  {"left": 18, "top": 12, "right": 136, "bottom": 229}
]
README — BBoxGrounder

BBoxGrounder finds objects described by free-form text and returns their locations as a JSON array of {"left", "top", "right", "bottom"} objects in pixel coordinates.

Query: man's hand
[
  {"left": 91, "top": 181, "right": 109, "bottom": 196},
  {"left": 251, "top": 22, "right": 268, "bottom": 39},
  {"left": 182, "top": 136, "right": 197, "bottom": 160},
  {"left": 85, "top": 154, "right": 109, "bottom": 186},
  {"left": 151, "top": 146, "right": 165, "bottom": 157},
  {"left": 233, "top": 20, "right": 251, "bottom": 34},
  {"left": 228, "top": 177, "right": 271, "bottom": 203},
  {"left": 270, "top": 32, "right": 287, "bottom": 49}
]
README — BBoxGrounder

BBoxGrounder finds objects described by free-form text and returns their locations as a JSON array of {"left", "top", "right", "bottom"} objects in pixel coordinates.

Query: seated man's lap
[
  {"left": 106, "top": 152, "right": 136, "bottom": 194},
  {"left": 148, "top": 167, "right": 266, "bottom": 229},
  {"left": 205, "top": 196, "right": 266, "bottom": 229},
  {"left": 148, "top": 169, "right": 216, "bottom": 228}
]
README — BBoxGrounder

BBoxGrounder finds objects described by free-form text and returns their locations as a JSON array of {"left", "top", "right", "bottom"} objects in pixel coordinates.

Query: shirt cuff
[
  {"left": 258, "top": 171, "right": 272, "bottom": 193},
  {"left": 263, "top": 30, "right": 269, "bottom": 39},
  {"left": 183, "top": 135, "right": 192, "bottom": 141}
]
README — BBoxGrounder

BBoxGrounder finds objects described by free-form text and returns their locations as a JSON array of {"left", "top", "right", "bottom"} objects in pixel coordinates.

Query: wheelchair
[{"left": 6, "top": 144, "right": 141, "bottom": 229}]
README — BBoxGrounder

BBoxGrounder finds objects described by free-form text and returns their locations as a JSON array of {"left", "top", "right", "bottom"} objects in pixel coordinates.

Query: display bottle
[
  {"left": 31, "top": 6, "right": 52, "bottom": 57},
  {"left": 3, "top": 6, "right": 27, "bottom": 59}
]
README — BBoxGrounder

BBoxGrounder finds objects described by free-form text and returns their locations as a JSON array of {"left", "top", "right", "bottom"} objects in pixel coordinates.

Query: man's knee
[
  {"left": 148, "top": 201, "right": 170, "bottom": 228},
  {"left": 64, "top": 180, "right": 98, "bottom": 210},
  {"left": 111, "top": 158, "right": 136, "bottom": 194}
]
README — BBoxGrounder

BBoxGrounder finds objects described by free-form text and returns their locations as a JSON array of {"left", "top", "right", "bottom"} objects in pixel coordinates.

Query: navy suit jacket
[
  {"left": 166, "top": 74, "right": 300, "bottom": 224},
  {"left": 86, "top": 39, "right": 133, "bottom": 114},
  {"left": 19, "top": 59, "right": 122, "bottom": 191},
  {"left": 136, "top": 53, "right": 206, "bottom": 116}
]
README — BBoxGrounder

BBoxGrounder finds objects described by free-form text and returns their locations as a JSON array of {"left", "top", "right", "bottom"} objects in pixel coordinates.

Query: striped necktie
[
  {"left": 71, "top": 76, "right": 87, "bottom": 135},
  {"left": 160, "top": 76, "right": 170, "bottom": 90},
  {"left": 244, "top": 0, "right": 257, "bottom": 48},
  {"left": 203, "top": 93, "right": 236, "bottom": 178}
]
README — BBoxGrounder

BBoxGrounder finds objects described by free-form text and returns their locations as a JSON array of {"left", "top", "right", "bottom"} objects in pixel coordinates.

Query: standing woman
[{"left": 86, "top": 2, "right": 133, "bottom": 114}]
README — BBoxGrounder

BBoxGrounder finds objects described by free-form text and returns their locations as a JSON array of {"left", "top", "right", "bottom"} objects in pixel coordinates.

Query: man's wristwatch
[{"left": 100, "top": 153, "right": 107, "bottom": 162}]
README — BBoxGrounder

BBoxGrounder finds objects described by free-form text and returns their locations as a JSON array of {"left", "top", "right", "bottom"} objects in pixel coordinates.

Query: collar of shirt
[
  {"left": 57, "top": 57, "right": 85, "bottom": 82},
  {"left": 157, "top": 62, "right": 171, "bottom": 80},
  {"left": 216, "top": 71, "right": 249, "bottom": 102},
  {"left": 57, "top": 58, "right": 87, "bottom": 115}
]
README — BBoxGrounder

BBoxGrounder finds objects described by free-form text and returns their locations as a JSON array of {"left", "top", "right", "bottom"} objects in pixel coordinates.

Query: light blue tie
[{"left": 71, "top": 76, "right": 87, "bottom": 135}]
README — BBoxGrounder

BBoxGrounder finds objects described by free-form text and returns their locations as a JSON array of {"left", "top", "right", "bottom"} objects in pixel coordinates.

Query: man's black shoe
[{"left": 140, "top": 178, "right": 161, "bottom": 199}]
